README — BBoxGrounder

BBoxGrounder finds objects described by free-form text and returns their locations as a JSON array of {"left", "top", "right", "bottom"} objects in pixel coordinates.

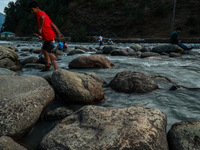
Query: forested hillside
[
  {"left": 2, "top": 0, "right": 200, "bottom": 41},
  {"left": 0, "top": 13, "right": 5, "bottom": 30}
]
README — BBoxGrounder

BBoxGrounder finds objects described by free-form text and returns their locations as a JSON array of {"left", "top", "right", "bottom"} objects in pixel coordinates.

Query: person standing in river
[
  {"left": 170, "top": 27, "right": 193, "bottom": 53},
  {"left": 98, "top": 35, "right": 103, "bottom": 48},
  {"left": 29, "top": 0, "right": 63, "bottom": 71}
]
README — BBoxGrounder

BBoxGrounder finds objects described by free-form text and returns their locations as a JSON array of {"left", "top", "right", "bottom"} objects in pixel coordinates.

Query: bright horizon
[{"left": 0, "top": 0, "right": 16, "bottom": 14}]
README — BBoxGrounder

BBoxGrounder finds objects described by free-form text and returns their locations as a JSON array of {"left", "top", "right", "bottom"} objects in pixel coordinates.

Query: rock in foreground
[
  {"left": 0, "top": 75, "right": 55, "bottom": 137},
  {"left": 0, "top": 46, "right": 22, "bottom": 71},
  {"left": 39, "top": 105, "right": 168, "bottom": 150},
  {"left": 167, "top": 121, "right": 200, "bottom": 150},
  {"left": 51, "top": 69, "right": 104, "bottom": 104}
]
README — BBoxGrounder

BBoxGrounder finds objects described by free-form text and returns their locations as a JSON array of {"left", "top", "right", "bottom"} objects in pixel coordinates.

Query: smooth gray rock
[
  {"left": 109, "top": 71, "right": 158, "bottom": 93},
  {"left": 0, "top": 75, "right": 55, "bottom": 137},
  {"left": 0, "top": 68, "right": 18, "bottom": 75},
  {"left": 167, "top": 121, "right": 200, "bottom": 150},
  {"left": 67, "top": 49, "right": 86, "bottom": 55},
  {"left": 20, "top": 56, "right": 39, "bottom": 66},
  {"left": 51, "top": 69, "right": 104, "bottom": 104},
  {"left": 102, "top": 45, "right": 116, "bottom": 54},
  {"left": 0, "top": 46, "right": 22, "bottom": 71},
  {"left": 141, "top": 52, "right": 161, "bottom": 58},
  {"left": 39, "top": 105, "right": 168, "bottom": 150},
  {"left": 0, "top": 136, "right": 26, "bottom": 150},
  {"left": 68, "top": 55, "right": 114, "bottom": 69},
  {"left": 130, "top": 44, "right": 143, "bottom": 52},
  {"left": 152, "top": 44, "right": 183, "bottom": 54}
]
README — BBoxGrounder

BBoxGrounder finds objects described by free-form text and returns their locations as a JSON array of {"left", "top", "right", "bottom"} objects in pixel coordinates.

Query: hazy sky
[{"left": 0, "top": 0, "right": 16, "bottom": 14}]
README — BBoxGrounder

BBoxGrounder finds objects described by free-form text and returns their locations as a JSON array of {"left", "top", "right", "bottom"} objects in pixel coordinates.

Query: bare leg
[
  {"left": 42, "top": 49, "right": 50, "bottom": 67},
  {"left": 49, "top": 52, "right": 58, "bottom": 70}
]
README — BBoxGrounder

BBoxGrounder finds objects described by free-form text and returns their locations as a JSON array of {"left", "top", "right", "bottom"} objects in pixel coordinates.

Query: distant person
[
  {"left": 170, "top": 27, "right": 193, "bottom": 53},
  {"left": 98, "top": 35, "right": 103, "bottom": 48},
  {"left": 107, "top": 38, "right": 113, "bottom": 45},
  {"left": 56, "top": 41, "right": 63, "bottom": 50},
  {"left": 63, "top": 41, "right": 68, "bottom": 49},
  {"left": 29, "top": 0, "right": 63, "bottom": 71}
]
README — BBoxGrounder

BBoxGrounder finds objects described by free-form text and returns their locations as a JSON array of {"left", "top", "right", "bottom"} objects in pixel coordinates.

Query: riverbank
[{"left": 1, "top": 36, "right": 200, "bottom": 43}]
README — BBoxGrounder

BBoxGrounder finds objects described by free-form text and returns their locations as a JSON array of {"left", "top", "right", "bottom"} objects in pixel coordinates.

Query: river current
[{"left": 2, "top": 40, "right": 200, "bottom": 149}]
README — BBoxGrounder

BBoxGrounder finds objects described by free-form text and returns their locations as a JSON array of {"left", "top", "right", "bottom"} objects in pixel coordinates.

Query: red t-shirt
[{"left": 36, "top": 11, "right": 56, "bottom": 42}]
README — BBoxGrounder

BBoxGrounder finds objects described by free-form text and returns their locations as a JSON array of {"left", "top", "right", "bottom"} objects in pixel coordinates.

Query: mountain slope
[
  {"left": 2, "top": 0, "right": 200, "bottom": 38},
  {"left": 0, "top": 13, "right": 5, "bottom": 30}
]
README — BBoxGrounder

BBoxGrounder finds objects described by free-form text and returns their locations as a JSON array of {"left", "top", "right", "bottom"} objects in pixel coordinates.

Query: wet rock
[
  {"left": 152, "top": 44, "right": 184, "bottom": 54},
  {"left": 39, "top": 105, "right": 168, "bottom": 150},
  {"left": 109, "top": 71, "right": 158, "bottom": 93},
  {"left": 0, "top": 46, "right": 22, "bottom": 71},
  {"left": 39, "top": 71, "right": 54, "bottom": 84},
  {"left": 102, "top": 45, "right": 116, "bottom": 54},
  {"left": 20, "top": 56, "right": 39, "bottom": 66},
  {"left": 41, "top": 107, "right": 74, "bottom": 121},
  {"left": 7, "top": 46, "right": 19, "bottom": 52},
  {"left": 89, "top": 47, "right": 98, "bottom": 52},
  {"left": 32, "top": 48, "right": 42, "bottom": 54},
  {"left": 0, "top": 75, "right": 55, "bottom": 137},
  {"left": 84, "top": 72, "right": 107, "bottom": 86},
  {"left": 55, "top": 50, "right": 64, "bottom": 56},
  {"left": 20, "top": 53, "right": 29, "bottom": 57},
  {"left": 68, "top": 55, "right": 114, "bottom": 69},
  {"left": 167, "top": 121, "right": 200, "bottom": 150},
  {"left": 51, "top": 69, "right": 104, "bottom": 104},
  {"left": 169, "top": 52, "right": 181, "bottom": 57},
  {"left": 75, "top": 45, "right": 90, "bottom": 52},
  {"left": 141, "top": 46, "right": 153, "bottom": 52},
  {"left": 130, "top": 44, "right": 143, "bottom": 52},
  {"left": 0, "top": 136, "right": 26, "bottom": 150},
  {"left": 23, "top": 63, "right": 45, "bottom": 69},
  {"left": 111, "top": 47, "right": 136, "bottom": 56},
  {"left": 67, "top": 49, "right": 86, "bottom": 55},
  {"left": 0, "top": 68, "right": 18, "bottom": 75},
  {"left": 141, "top": 52, "right": 161, "bottom": 58},
  {"left": 21, "top": 48, "right": 30, "bottom": 52}
]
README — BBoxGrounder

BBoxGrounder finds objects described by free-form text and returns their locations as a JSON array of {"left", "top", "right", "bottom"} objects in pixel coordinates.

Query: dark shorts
[
  {"left": 100, "top": 41, "right": 103, "bottom": 46},
  {"left": 42, "top": 41, "right": 55, "bottom": 53}
]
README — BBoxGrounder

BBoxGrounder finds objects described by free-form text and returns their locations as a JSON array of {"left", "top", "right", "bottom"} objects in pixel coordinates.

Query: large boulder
[
  {"left": 0, "top": 136, "right": 26, "bottom": 150},
  {"left": 0, "top": 68, "right": 18, "bottom": 75},
  {"left": 20, "top": 56, "right": 39, "bottom": 66},
  {"left": 109, "top": 71, "right": 158, "bottom": 93},
  {"left": 167, "top": 121, "right": 200, "bottom": 150},
  {"left": 51, "top": 69, "right": 104, "bottom": 104},
  {"left": 102, "top": 45, "right": 116, "bottom": 54},
  {"left": 67, "top": 49, "right": 86, "bottom": 55},
  {"left": 0, "top": 46, "right": 22, "bottom": 71},
  {"left": 0, "top": 75, "right": 55, "bottom": 137},
  {"left": 130, "top": 44, "right": 143, "bottom": 52},
  {"left": 68, "top": 55, "right": 114, "bottom": 69},
  {"left": 39, "top": 105, "right": 168, "bottom": 150},
  {"left": 75, "top": 45, "right": 90, "bottom": 52},
  {"left": 152, "top": 44, "right": 183, "bottom": 54},
  {"left": 140, "top": 52, "right": 161, "bottom": 58},
  {"left": 111, "top": 47, "right": 136, "bottom": 56}
]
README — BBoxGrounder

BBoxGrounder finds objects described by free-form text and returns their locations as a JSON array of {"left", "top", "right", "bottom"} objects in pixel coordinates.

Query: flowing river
[{"left": 2, "top": 40, "right": 200, "bottom": 149}]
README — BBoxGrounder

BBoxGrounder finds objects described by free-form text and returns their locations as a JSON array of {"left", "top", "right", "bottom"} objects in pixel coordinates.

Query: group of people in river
[
  {"left": 98, "top": 35, "right": 114, "bottom": 48},
  {"left": 29, "top": 0, "right": 193, "bottom": 72}
]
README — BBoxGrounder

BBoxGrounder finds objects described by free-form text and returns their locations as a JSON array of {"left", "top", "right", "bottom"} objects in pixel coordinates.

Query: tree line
[{"left": 1, "top": 0, "right": 69, "bottom": 36}]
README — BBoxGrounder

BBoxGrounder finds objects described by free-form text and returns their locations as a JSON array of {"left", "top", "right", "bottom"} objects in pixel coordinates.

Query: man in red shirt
[{"left": 29, "top": 0, "right": 63, "bottom": 71}]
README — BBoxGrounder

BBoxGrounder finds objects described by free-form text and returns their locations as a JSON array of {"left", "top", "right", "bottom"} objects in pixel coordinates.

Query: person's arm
[
  {"left": 51, "top": 23, "right": 63, "bottom": 40},
  {"left": 39, "top": 16, "right": 45, "bottom": 35}
]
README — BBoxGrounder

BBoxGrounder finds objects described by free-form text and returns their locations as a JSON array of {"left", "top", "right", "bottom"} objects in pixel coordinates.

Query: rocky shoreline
[
  {"left": 1, "top": 36, "right": 200, "bottom": 43},
  {"left": 0, "top": 43, "right": 200, "bottom": 149}
]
